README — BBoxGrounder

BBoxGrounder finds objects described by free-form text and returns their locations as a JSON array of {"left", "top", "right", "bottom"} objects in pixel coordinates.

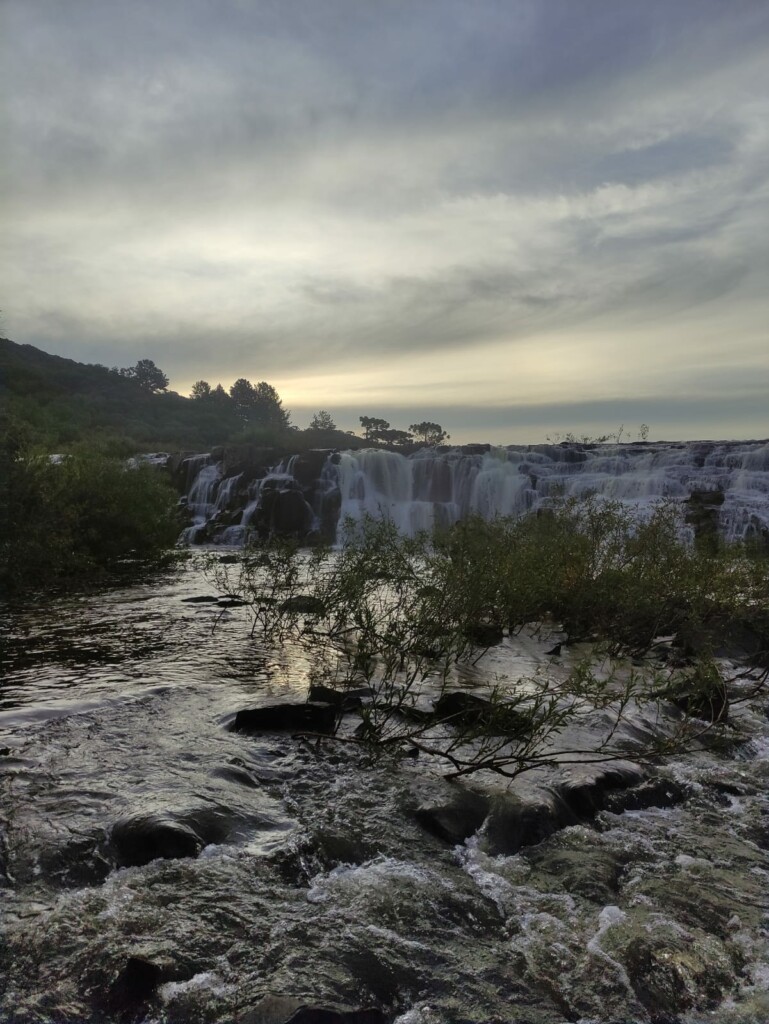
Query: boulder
[
  {"left": 431, "top": 692, "right": 528, "bottom": 735},
  {"left": 110, "top": 814, "right": 204, "bottom": 866},
  {"left": 415, "top": 785, "right": 490, "bottom": 845},
  {"left": 240, "top": 995, "right": 385, "bottom": 1024},
  {"left": 231, "top": 703, "right": 337, "bottom": 735},
  {"left": 279, "top": 595, "right": 326, "bottom": 615},
  {"left": 106, "top": 956, "right": 162, "bottom": 1013}
]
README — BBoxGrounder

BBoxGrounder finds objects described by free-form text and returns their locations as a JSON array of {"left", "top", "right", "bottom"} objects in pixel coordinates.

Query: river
[{"left": 1, "top": 556, "right": 768, "bottom": 1024}]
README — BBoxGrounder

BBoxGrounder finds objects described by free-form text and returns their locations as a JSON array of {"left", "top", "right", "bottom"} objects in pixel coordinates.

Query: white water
[{"left": 179, "top": 440, "right": 769, "bottom": 546}]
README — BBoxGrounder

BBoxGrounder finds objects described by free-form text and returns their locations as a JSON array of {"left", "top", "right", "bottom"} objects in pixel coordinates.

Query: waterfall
[{"left": 177, "top": 440, "right": 769, "bottom": 546}]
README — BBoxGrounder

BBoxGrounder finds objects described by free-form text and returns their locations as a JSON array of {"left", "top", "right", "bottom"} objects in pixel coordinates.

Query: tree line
[{"left": 115, "top": 359, "right": 450, "bottom": 447}]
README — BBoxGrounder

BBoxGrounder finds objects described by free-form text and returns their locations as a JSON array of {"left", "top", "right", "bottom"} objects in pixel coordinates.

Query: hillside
[{"left": 0, "top": 338, "right": 363, "bottom": 454}]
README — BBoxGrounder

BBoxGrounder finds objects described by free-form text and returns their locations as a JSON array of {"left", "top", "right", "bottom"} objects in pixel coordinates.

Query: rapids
[{"left": 1, "top": 558, "right": 768, "bottom": 1023}]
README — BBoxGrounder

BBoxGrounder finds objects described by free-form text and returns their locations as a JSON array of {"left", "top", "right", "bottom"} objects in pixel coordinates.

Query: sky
[{"left": 2, "top": 0, "right": 768, "bottom": 443}]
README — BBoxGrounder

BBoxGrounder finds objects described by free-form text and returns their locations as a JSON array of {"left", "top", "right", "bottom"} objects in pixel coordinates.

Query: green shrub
[{"left": 1, "top": 440, "right": 179, "bottom": 593}]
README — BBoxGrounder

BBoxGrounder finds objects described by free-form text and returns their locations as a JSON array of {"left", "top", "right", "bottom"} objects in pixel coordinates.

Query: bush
[
  {"left": 212, "top": 502, "right": 769, "bottom": 779},
  {"left": 0, "top": 439, "right": 180, "bottom": 593}
]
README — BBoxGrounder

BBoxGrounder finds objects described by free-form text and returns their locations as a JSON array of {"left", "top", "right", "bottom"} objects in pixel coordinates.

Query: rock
[
  {"left": 602, "top": 774, "right": 690, "bottom": 814},
  {"left": 241, "top": 995, "right": 385, "bottom": 1024},
  {"left": 181, "top": 595, "right": 220, "bottom": 603},
  {"left": 279, "top": 595, "right": 327, "bottom": 615},
  {"left": 231, "top": 703, "right": 337, "bottom": 735},
  {"left": 308, "top": 684, "right": 368, "bottom": 710},
  {"left": 110, "top": 805, "right": 234, "bottom": 867},
  {"left": 480, "top": 793, "right": 564, "bottom": 856},
  {"left": 106, "top": 956, "right": 162, "bottom": 1012},
  {"left": 415, "top": 785, "right": 490, "bottom": 845},
  {"left": 463, "top": 622, "right": 504, "bottom": 647},
  {"left": 431, "top": 692, "right": 528, "bottom": 735},
  {"left": 554, "top": 763, "right": 644, "bottom": 819},
  {"left": 111, "top": 814, "right": 204, "bottom": 866},
  {"left": 218, "top": 597, "right": 249, "bottom": 608}
]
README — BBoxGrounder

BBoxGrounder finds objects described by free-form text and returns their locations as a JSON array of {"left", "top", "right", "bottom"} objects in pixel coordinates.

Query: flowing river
[{"left": 1, "top": 557, "right": 768, "bottom": 1024}]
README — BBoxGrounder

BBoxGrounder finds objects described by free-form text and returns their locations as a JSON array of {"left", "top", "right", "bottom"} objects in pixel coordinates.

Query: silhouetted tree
[
  {"left": 380, "top": 428, "right": 413, "bottom": 447},
  {"left": 190, "top": 380, "right": 211, "bottom": 399},
  {"left": 121, "top": 359, "right": 169, "bottom": 393},
  {"left": 229, "top": 378, "right": 290, "bottom": 430},
  {"left": 309, "top": 410, "right": 336, "bottom": 431},
  {"left": 409, "top": 421, "right": 449, "bottom": 445},
  {"left": 359, "top": 416, "right": 391, "bottom": 442}
]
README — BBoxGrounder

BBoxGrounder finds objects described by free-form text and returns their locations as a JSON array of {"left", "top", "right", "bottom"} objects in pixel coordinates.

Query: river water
[{"left": 1, "top": 557, "right": 768, "bottom": 1024}]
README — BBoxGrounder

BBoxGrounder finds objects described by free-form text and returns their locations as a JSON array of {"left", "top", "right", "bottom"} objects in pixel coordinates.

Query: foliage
[
  {"left": 359, "top": 416, "right": 391, "bottom": 442},
  {"left": 213, "top": 504, "right": 768, "bottom": 779},
  {"left": 409, "top": 421, "right": 450, "bottom": 445},
  {"left": 309, "top": 410, "right": 336, "bottom": 431},
  {"left": 118, "top": 358, "right": 169, "bottom": 393},
  {"left": 229, "top": 378, "right": 291, "bottom": 431},
  {"left": 0, "top": 433, "right": 180, "bottom": 593}
]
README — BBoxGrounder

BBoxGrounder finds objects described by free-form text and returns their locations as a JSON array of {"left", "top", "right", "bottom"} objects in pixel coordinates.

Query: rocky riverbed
[{"left": 1, "top": 557, "right": 768, "bottom": 1023}]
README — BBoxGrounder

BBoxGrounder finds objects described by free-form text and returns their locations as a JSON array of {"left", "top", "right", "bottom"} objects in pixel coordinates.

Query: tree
[
  {"left": 309, "top": 410, "right": 336, "bottom": 431},
  {"left": 190, "top": 380, "right": 211, "bottom": 400},
  {"left": 359, "top": 416, "right": 391, "bottom": 442},
  {"left": 409, "top": 421, "right": 449, "bottom": 445},
  {"left": 121, "top": 359, "right": 169, "bottom": 393},
  {"left": 229, "top": 378, "right": 290, "bottom": 431},
  {"left": 379, "top": 428, "right": 413, "bottom": 447}
]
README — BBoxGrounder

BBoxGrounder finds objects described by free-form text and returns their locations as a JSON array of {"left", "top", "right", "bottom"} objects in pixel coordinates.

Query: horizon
[{"left": 2, "top": 1, "right": 768, "bottom": 444}]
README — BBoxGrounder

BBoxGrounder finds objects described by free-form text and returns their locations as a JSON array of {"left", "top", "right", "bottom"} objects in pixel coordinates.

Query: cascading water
[{"left": 177, "top": 440, "right": 769, "bottom": 546}]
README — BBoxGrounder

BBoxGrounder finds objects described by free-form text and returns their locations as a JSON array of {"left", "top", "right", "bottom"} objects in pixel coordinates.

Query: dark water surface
[{"left": 2, "top": 558, "right": 768, "bottom": 1023}]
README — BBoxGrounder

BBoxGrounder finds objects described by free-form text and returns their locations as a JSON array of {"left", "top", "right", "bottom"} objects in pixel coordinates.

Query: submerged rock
[
  {"left": 240, "top": 994, "right": 385, "bottom": 1024},
  {"left": 232, "top": 702, "right": 337, "bottom": 735},
  {"left": 415, "top": 785, "right": 490, "bottom": 845}
]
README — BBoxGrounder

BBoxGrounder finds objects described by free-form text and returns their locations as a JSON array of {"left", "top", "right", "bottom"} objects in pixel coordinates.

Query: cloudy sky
[{"left": 2, "top": 0, "right": 768, "bottom": 442}]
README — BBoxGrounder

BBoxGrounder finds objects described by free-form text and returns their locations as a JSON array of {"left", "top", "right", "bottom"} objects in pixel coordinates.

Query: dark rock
[
  {"left": 181, "top": 595, "right": 220, "bottom": 603},
  {"left": 219, "top": 553, "right": 240, "bottom": 564},
  {"left": 106, "top": 956, "right": 161, "bottom": 1012},
  {"left": 290, "top": 450, "right": 332, "bottom": 488},
  {"left": 279, "top": 595, "right": 326, "bottom": 615},
  {"left": 109, "top": 805, "right": 235, "bottom": 868},
  {"left": 463, "top": 622, "right": 504, "bottom": 646},
  {"left": 415, "top": 785, "right": 490, "bottom": 845},
  {"left": 602, "top": 775, "right": 691, "bottom": 814},
  {"left": 431, "top": 692, "right": 528, "bottom": 735},
  {"left": 623, "top": 932, "right": 731, "bottom": 1019},
  {"left": 554, "top": 763, "right": 644, "bottom": 819},
  {"left": 308, "top": 684, "right": 367, "bottom": 711},
  {"left": 110, "top": 815, "right": 204, "bottom": 866},
  {"left": 218, "top": 597, "right": 249, "bottom": 607},
  {"left": 232, "top": 703, "right": 336, "bottom": 735},
  {"left": 480, "top": 793, "right": 563, "bottom": 856},
  {"left": 240, "top": 995, "right": 385, "bottom": 1024}
]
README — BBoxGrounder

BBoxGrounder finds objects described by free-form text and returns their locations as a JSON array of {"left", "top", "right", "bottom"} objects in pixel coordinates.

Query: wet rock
[
  {"left": 622, "top": 931, "right": 731, "bottom": 1019},
  {"left": 431, "top": 691, "right": 528, "bottom": 735},
  {"left": 109, "top": 806, "right": 233, "bottom": 867},
  {"left": 232, "top": 702, "right": 337, "bottom": 735},
  {"left": 279, "top": 595, "right": 327, "bottom": 615},
  {"left": 181, "top": 594, "right": 220, "bottom": 603},
  {"left": 308, "top": 684, "right": 368, "bottom": 711},
  {"left": 218, "top": 553, "right": 241, "bottom": 564},
  {"left": 463, "top": 622, "right": 504, "bottom": 647},
  {"left": 218, "top": 597, "right": 249, "bottom": 607},
  {"left": 601, "top": 774, "right": 691, "bottom": 814},
  {"left": 106, "top": 955, "right": 162, "bottom": 1013},
  {"left": 241, "top": 994, "right": 385, "bottom": 1024},
  {"left": 554, "top": 763, "right": 644, "bottom": 819},
  {"left": 480, "top": 793, "right": 563, "bottom": 856},
  {"left": 415, "top": 784, "right": 490, "bottom": 845},
  {"left": 111, "top": 815, "right": 203, "bottom": 866}
]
